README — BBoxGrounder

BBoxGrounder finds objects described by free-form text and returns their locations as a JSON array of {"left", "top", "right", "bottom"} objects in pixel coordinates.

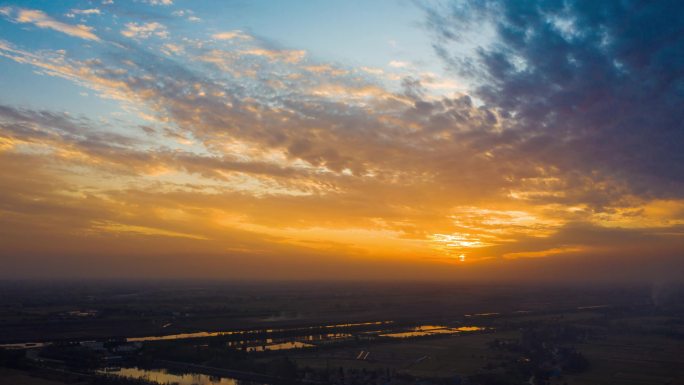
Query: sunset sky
[{"left": 1, "top": 0, "right": 683, "bottom": 281}]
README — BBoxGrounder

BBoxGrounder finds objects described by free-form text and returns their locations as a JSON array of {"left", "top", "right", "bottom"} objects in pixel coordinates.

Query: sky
[{"left": 0, "top": 0, "right": 683, "bottom": 282}]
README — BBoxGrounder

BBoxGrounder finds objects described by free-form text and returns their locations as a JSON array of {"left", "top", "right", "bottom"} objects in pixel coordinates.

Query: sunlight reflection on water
[
  {"left": 380, "top": 325, "right": 485, "bottom": 338},
  {"left": 101, "top": 367, "right": 261, "bottom": 385}
]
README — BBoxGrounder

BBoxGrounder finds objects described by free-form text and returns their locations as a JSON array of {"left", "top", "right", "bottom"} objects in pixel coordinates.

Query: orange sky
[{"left": 1, "top": 1, "right": 684, "bottom": 282}]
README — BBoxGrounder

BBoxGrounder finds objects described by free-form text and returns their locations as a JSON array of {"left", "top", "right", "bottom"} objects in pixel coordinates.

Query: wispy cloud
[
  {"left": 2, "top": 7, "right": 100, "bottom": 41},
  {"left": 145, "top": 0, "right": 173, "bottom": 5},
  {"left": 65, "top": 8, "right": 101, "bottom": 18},
  {"left": 238, "top": 48, "right": 306, "bottom": 63},
  {"left": 388, "top": 60, "right": 409, "bottom": 68},
  {"left": 121, "top": 21, "right": 168, "bottom": 39},
  {"left": 212, "top": 30, "right": 252, "bottom": 41}
]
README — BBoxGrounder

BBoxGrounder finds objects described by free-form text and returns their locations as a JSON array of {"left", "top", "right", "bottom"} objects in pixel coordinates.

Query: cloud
[
  {"left": 66, "top": 8, "right": 101, "bottom": 18},
  {"left": 145, "top": 0, "right": 172, "bottom": 5},
  {"left": 0, "top": 40, "right": 519, "bottom": 253},
  {"left": 360, "top": 66, "right": 384, "bottom": 75},
  {"left": 212, "top": 30, "right": 252, "bottom": 41},
  {"left": 2, "top": 7, "right": 100, "bottom": 41},
  {"left": 161, "top": 43, "right": 184, "bottom": 56},
  {"left": 1, "top": 3, "right": 683, "bottom": 281},
  {"left": 121, "top": 21, "right": 169, "bottom": 39},
  {"left": 426, "top": 0, "right": 684, "bottom": 202},
  {"left": 172, "top": 9, "right": 200, "bottom": 22},
  {"left": 389, "top": 60, "right": 410, "bottom": 68},
  {"left": 239, "top": 48, "right": 306, "bottom": 63}
]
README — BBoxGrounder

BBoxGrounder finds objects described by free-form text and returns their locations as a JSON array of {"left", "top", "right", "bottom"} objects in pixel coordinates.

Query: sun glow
[
  {"left": 431, "top": 233, "right": 489, "bottom": 249},
  {"left": 1, "top": 0, "right": 683, "bottom": 281}
]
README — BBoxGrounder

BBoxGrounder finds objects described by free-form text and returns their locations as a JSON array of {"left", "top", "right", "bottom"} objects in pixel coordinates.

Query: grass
[
  {"left": 293, "top": 330, "right": 519, "bottom": 378},
  {"left": 0, "top": 368, "right": 85, "bottom": 385},
  {"left": 562, "top": 332, "right": 684, "bottom": 385}
]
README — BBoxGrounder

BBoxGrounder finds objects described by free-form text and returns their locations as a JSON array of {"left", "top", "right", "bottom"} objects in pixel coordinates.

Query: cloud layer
[
  {"left": 0, "top": 1, "right": 682, "bottom": 281},
  {"left": 427, "top": 0, "right": 684, "bottom": 201},
  {"left": 1, "top": 7, "right": 100, "bottom": 41}
]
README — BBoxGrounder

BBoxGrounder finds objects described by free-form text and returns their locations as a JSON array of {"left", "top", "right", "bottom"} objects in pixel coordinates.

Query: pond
[
  {"left": 101, "top": 366, "right": 268, "bottom": 385},
  {"left": 380, "top": 325, "right": 485, "bottom": 338}
]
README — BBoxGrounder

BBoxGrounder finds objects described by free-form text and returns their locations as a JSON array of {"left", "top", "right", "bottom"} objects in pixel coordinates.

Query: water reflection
[
  {"left": 101, "top": 367, "right": 264, "bottom": 385},
  {"left": 0, "top": 321, "right": 487, "bottom": 352},
  {"left": 127, "top": 321, "right": 389, "bottom": 343},
  {"left": 456, "top": 326, "right": 483, "bottom": 332},
  {"left": 381, "top": 325, "right": 485, "bottom": 338},
  {"left": 304, "top": 332, "right": 352, "bottom": 341},
  {"left": 0, "top": 322, "right": 381, "bottom": 352},
  {"left": 245, "top": 341, "right": 313, "bottom": 352},
  {"left": 227, "top": 333, "right": 352, "bottom": 352}
]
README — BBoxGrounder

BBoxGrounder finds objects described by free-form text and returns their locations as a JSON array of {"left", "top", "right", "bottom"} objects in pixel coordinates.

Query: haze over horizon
[{"left": 1, "top": 0, "right": 683, "bottom": 282}]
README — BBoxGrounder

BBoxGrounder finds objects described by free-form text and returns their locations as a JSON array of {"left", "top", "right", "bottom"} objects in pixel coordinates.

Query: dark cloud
[{"left": 428, "top": 0, "right": 684, "bottom": 202}]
